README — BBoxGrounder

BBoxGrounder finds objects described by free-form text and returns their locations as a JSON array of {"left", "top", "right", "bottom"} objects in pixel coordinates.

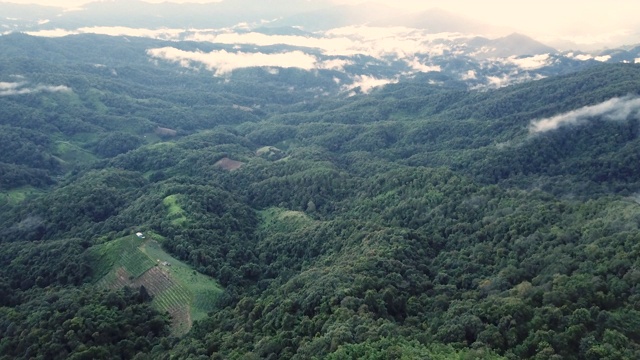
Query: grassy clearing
[
  {"left": 91, "top": 234, "right": 222, "bottom": 335},
  {"left": 259, "top": 207, "right": 314, "bottom": 233},
  {"left": 0, "top": 187, "right": 42, "bottom": 205},
  {"left": 53, "top": 141, "right": 97, "bottom": 165},
  {"left": 163, "top": 194, "right": 188, "bottom": 226}
]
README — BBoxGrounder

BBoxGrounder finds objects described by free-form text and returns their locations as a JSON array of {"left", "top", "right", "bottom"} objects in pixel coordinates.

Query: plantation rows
[
  {"left": 153, "top": 278, "right": 192, "bottom": 313},
  {"left": 132, "top": 266, "right": 175, "bottom": 296},
  {"left": 119, "top": 245, "right": 156, "bottom": 278},
  {"left": 95, "top": 267, "right": 133, "bottom": 290},
  {"left": 155, "top": 284, "right": 192, "bottom": 335},
  {"left": 166, "top": 304, "right": 192, "bottom": 336}
]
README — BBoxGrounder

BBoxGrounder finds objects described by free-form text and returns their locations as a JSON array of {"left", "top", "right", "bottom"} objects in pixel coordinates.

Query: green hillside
[{"left": 2, "top": 34, "right": 640, "bottom": 359}]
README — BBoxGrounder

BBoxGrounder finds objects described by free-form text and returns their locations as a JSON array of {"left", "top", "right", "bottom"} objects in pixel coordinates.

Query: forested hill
[{"left": 1, "top": 33, "right": 640, "bottom": 359}]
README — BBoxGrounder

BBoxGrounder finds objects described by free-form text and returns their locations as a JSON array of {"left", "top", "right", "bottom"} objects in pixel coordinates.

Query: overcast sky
[{"left": 4, "top": 0, "right": 639, "bottom": 48}]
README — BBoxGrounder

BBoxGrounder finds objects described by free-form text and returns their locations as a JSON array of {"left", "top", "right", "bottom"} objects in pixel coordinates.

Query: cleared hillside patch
[
  {"left": 259, "top": 207, "right": 315, "bottom": 233},
  {"left": 91, "top": 235, "right": 223, "bottom": 335},
  {"left": 163, "top": 194, "right": 188, "bottom": 226},
  {"left": 0, "top": 186, "right": 42, "bottom": 205},
  {"left": 213, "top": 157, "right": 244, "bottom": 171},
  {"left": 143, "top": 240, "right": 222, "bottom": 321},
  {"left": 54, "top": 141, "right": 97, "bottom": 165}
]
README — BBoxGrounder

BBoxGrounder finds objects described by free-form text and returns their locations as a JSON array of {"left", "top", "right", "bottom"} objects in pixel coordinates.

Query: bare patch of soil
[{"left": 214, "top": 157, "right": 244, "bottom": 171}]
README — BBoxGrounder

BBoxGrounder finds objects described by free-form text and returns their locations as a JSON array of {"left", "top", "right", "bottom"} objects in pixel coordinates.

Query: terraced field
[{"left": 91, "top": 234, "right": 223, "bottom": 335}]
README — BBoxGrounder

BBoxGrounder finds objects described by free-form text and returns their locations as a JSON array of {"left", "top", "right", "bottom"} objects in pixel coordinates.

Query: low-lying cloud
[
  {"left": 26, "top": 26, "right": 186, "bottom": 40},
  {"left": 530, "top": 96, "right": 640, "bottom": 133},
  {"left": 406, "top": 58, "right": 441, "bottom": 72},
  {"left": 475, "top": 71, "right": 545, "bottom": 90},
  {"left": 343, "top": 75, "right": 398, "bottom": 94},
  {"left": 186, "top": 27, "right": 467, "bottom": 60},
  {"left": 0, "top": 82, "right": 72, "bottom": 96},
  {"left": 147, "top": 47, "right": 319, "bottom": 76},
  {"left": 504, "top": 54, "right": 551, "bottom": 70},
  {"left": 27, "top": 25, "right": 472, "bottom": 65}
]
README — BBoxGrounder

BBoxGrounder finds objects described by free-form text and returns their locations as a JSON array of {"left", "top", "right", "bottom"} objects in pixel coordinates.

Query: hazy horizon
[{"left": 2, "top": 0, "right": 639, "bottom": 50}]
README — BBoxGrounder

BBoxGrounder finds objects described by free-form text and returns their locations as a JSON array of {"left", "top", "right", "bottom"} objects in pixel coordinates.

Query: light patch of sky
[
  {"left": 332, "top": 0, "right": 639, "bottom": 47},
  {"left": 11, "top": 0, "right": 640, "bottom": 30},
  {"left": 5, "top": 0, "right": 639, "bottom": 48},
  {"left": 2, "top": 0, "right": 220, "bottom": 5},
  {"left": 335, "top": 1, "right": 636, "bottom": 31}
]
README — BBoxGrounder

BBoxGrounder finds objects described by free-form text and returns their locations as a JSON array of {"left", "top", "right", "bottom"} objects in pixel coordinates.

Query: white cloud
[
  {"left": 25, "top": 25, "right": 475, "bottom": 79},
  {"left": 0, "top": 82, "right": 72, "bottom": 96},
  {"left": 476, "top": 72, "right": 545, "bottom": 90},
  {"left": 530, "top": 96, "right": 640, "bottom": 133},
  {"left": 594, "top": 55, "right": 611, "bottom": 62},
  {"left": 573, "top": 54, "right": 593, "bottom": 61},
  {"left": 184, "top": 27, "right": 469, "bottom": 60},
  {"left": 325, "top": 26, "right": 468, "bottom": 58},
  {"left": 570, "top": 53, "right": 610, "bottom": 63},
  {"left": 25, "top": 29, "right": 78, "bottom": 37},
  {"left": 318, "top": 58, "right": 353, "bottom": 71},
  {"left": 343, "top": 75, "right": 398, "bottom": 94},
  {"left": 187, "top": 32, "right": 352, "bottom": 53},
  {"left": 0, "top": 82, "right": 24, "bottom": 90},
  {"left": 504, "top": 54, "right": 551, "bottom": 70},
  {"left": 147, "top": 47, "right": 319, "bottom": 75},
  {"left": 461, "top": 70, "right": 477, "bottom": 80},
  {"left": 406, "top": 58, "right": 441, "bottom": 72},
  {"left": 486, "top": 75, "right": 510, "bottom": 88}
]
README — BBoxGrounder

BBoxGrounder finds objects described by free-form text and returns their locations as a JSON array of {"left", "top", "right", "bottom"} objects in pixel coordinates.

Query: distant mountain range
[{"left": 1, "top": 0, "right": 639, "bottom": 93}]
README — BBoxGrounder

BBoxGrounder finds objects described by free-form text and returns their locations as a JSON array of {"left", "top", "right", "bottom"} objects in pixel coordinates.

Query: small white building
[{"left": 136, "top": 232, "right": 145, "bottom": 239}]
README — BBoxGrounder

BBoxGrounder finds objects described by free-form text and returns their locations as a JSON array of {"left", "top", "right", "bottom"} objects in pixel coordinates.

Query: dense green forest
[{"left": 1, "top": 33, "right": 640, "bottom": 359}]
